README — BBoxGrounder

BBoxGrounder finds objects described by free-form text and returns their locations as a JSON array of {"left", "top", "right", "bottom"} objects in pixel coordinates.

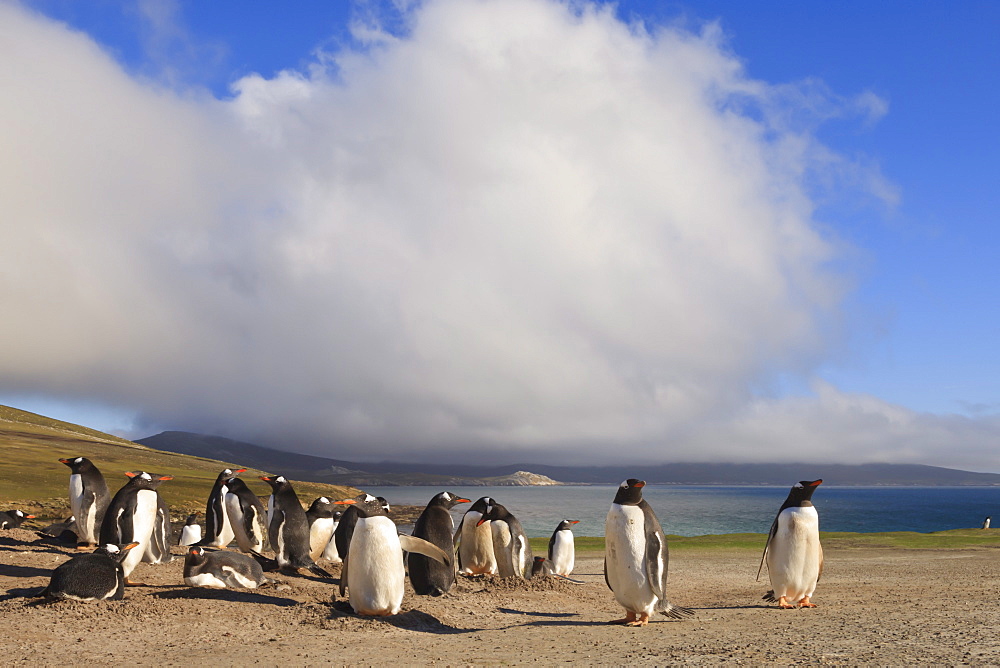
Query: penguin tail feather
[
  {"left": 762, "top": 590, "right": 777, "bottom": 603},
  {"left": 308, "top": 563, "right": 333, "bottom": 578},
  {"left": 659, "top": 602, "right": 695, "bottom": 619}
]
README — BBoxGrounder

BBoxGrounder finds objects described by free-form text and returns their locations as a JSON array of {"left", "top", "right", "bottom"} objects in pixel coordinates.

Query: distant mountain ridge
[{"left": 137, "top": 431, "right": 1000, "bottom": 486}]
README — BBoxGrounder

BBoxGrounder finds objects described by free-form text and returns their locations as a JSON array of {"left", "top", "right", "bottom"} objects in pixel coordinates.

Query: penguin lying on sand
[
  {"left": 335, "top": 494, "right": 453, "bottom": 616},
  {"left": 184, "top": 546, "right": 273, "bottom": 589},
  {"left": 758, "top": 479, "right": 823, "bottom": 609},
  {"left": 179, "top": 513, "right": 202, "bottom": 546},
  {"left": 0, "top": 509, "right": 36, "bottom": 529},
  {"left": 605, "top": 479, "right": 693, "bottom": 626},
  {"left": 39, "top": 542, "right": 140, "bottom": 601}
]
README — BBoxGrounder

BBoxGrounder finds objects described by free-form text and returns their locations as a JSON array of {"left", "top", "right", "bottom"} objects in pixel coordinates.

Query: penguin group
[{"left": 8, "top": 455, "right": 839, "bottom": 626}]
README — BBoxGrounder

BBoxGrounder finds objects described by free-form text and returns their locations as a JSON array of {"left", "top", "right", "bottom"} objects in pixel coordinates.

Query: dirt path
[{"left": 1, "top": 527, "right": 998, "bottom": 665}]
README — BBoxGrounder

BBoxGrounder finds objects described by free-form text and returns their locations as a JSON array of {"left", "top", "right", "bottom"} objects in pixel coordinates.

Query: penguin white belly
[
  {"left": 309, "top": 518, "right": 334, "bottom": 560},
  {"left": 323, "top": 521, "right": 342, "bottom": 563},
  {"left": 766, "top": 506, "right": 821, "bottom": 602},
  {"left": 491, "top": 521, "right": 516, "bottom": 577},
  {"left": 459, "top": 511, "right": 497, "bottom": 575},
  {"left": 347, "top": 516, "right": 405, "bottom": 616},
  {"left": 179, "top": 524, "right": 202, "bottom": 546},
  {"left": 605, "top": 504, "right": 657, "bottom": 615},
  {"left": 68, "top": 474, "right": 97, "bottom": 543},
  {"left": 225, "top": 494, "right": 252, "bottom": 550},
  {"left": 274, "top": 513, "right": 290, "bottom": 567},
  {"left": 551, "top": 530, "right": 575, "bottom": 576},
  {"left": 186, "top": 572, "right": 228, "bottom": 588},
  {"left": 210, "top": 486, "right": 236, "bottom": 547},
  {"left": 121, "top": 491, "right": 158, "bottom": 577}
]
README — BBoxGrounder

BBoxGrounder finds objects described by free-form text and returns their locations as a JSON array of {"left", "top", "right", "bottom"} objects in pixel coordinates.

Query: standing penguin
[
  {"left": 99, "top": 471, "right": 173, "bottom": 581},
  {"left": 322, "top": 510, "right": 344, "bottom": 564},
  {"left": 334, "top": 496, "right": 389, "bottom": 564},
  {"left": 198, "top": 468, "right": 244, "bottom": 548},
  {"left": 409, "top": 491, "right": 469, "bottom": 596},
  {"left": 179, "top": 513, "right": 202, "bottom": 546},
  {"left": 259, "top": 475, "right": 330, "bottom": 577},
  {"left": 548, "top": 519, "right": 580, "bottom": 576},
  {"left": 334, "top": 495, "right": 453, "bottom": 616},
  {"left": 758, "top": 479, "right": 824, "bottom": 609},
  {"left": 183, "top": 546, "right": 271, "bottom": 589},
  {"left": 305, "top": 497, "right": 338, "bottom": 562},
  {"left": 478, "top": 501, "right": 532, "bottom": 579},
  {"left": 39, "top": 542, "right": 140, "bottom": 601},
  {"left": 59, "top": 457, "right": 110, "bottom": 549},
  {"left": 143, "top": 493, "right": 173, "bottom": 564},
  {"left": 983, "top": 516, "right": 992, "bottom": 530},
  {"left": 454, "top": 497, "right": 497, "bottom": 576},
  {"left": 605, "top": 479, "right": 693, "bottom": 626},
  {"left": 223, "top": 475, "right": 269, "bottom": 553}
]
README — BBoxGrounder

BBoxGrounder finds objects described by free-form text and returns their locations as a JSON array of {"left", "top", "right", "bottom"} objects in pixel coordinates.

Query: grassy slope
[
  {"left": 0, "top": 406, "right": 359, "bottom": 517},
  {"left": 530, "top": 528, "right": 1000, "bottom": 555}
]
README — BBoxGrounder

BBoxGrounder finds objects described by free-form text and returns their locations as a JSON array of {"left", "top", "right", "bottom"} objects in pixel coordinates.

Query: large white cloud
[{"left": 2, "top": 0, "right": 995, "bottom": 468}]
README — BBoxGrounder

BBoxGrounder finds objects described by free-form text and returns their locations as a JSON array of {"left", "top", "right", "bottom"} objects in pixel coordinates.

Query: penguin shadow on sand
[
  {"left": 495, "top": 608, "right": 607, "bottom": 629},
  {"left": 152, "top": 586, "right": 299, "bottom": 607},
  {"left": 328, "top": 601, "right": 480, "bottom": 634}
]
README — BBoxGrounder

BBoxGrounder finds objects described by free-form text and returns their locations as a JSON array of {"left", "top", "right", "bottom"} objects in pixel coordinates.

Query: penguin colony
[{"left": 5, "top": 456, "right": 848, "bottom": 623}]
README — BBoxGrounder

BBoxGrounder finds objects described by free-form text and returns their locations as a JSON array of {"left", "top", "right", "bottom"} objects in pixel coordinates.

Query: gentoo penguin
[
  {"left": 223, "top": 475, "right": 269, "bottom": 553},
  {"left": 477, "top": 501, "right": 532, "bottom": 579},
  {"left": 322, "top": 510, "right": 344, "bottom": 564},
  {"left": 548, "top": 519, "right": 580, "bottom": 576},
  {"left": 59, "top": 457, "right": 110, "bottom": 548},
  {"left": 142, "top": 493, "right": 173, "bottom": 564},
  {"left": 179, "top": 513, "right": 202, "bottom": 546},
  {"left": 39, "top": 542, "right": 140, "bottom": 601},
  {"left": 605, "top": 479, "right": 693, "bottom": 626},
  {"left": 259, "top": 475, "right": 330, "bottom": 577},
  {"left": 183, "top": 546, "right": 271, "bottom": 589},
  {"left": 334, "top": 496, "right": 390, "bottom": 564},
  {"left": 0, "top": 509, "right": 36, "bottom": 529},
  {"left": 454, "top": 497, "right": 498, "bottom": 576},
  {"left": 198, "top": 468, "right": 245, "bottom": 548},
  {"left": 759, "top": 479, "right": 823, "bottom": 609},
  {"left": 334, "top": 494, "right": 452, "bottom": 616},
  {"left": 99, "top": 471, "right": 173, "bottom": 580},
  {"left": 531, "top": 556, "right": 555, "bottom": 577},
  {"left": 305, "top": 497, "right": 337, "bottom": 562},
  {"left": 409, "top": 491, "right": 469, "bottom": 596},
  {"left": 40, "top": 516, "right": 78, "bottom": 544},
  {"left": 983, "top": 516, "right": 992, "bottom": 530}
]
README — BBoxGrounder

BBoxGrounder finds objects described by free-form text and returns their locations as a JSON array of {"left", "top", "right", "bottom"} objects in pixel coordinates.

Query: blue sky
[{"left": 2, "top": 0, "right": 998, "bottom": 469}]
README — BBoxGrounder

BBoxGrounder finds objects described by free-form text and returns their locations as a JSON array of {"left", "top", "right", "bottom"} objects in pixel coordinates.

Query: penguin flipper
[
  {"left": 339, "top": 556, "right": 348, "bottom": 596},
  {"left": 308, "top": 563, "right": 333, "bottom": 578},
  {"left": 603, "top": 558, "right": 611, "bottom": 591},
  {"left": 645, "top": 531, "right": 667, "bottom": 601},
  {"left": 756, "top": 516, "right": 779, "bottom": 582},
  {"left": 398, "top": 535, "right": 453, "bottom": 568}
]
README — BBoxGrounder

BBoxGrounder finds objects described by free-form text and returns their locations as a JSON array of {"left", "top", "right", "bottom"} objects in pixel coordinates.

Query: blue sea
[{"left": 364, "top": 485, "right": 1000, "bottom": 538}]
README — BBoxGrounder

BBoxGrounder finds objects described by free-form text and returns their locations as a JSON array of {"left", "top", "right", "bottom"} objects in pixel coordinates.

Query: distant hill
[
  {"left": 0, "top": 407, "right": 360, "bottom": 517},
  {"left": 137, "top": 431, "right": 1000, "bottom": 486}
]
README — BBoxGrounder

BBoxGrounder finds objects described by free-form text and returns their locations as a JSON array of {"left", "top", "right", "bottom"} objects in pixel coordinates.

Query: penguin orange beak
[
  {"left": 234, "top": 468, "right": 247, "bottom": 474},
  {"left": 569, "top": 520, "right": 580, "bottom": 524},
  {"left": 122, "top": 542, "right": 140, "bottom": 551},
  {"left": 124, "top": 471, "right": 137, "bottom": 478},
  {"left": 25, "top": 514, "right": 36, "bottom": 519},
  {"left": 157, "top": 476, "right": 173, "bottom": 481},
  {"left": 456, "top": 498, "right": 471, "bottom": 504},
  {"left": 808, "top": 479, "right": 823, "bottom": 486},
  {"left": 259, "top": 476, "right": 272, "bottom": 482},
  {"left": 476, "top": 517, "right": 488, "bottom": 527},
  {"left": 58, "top": 458, "right": 70, "bottom": 464},
  {"left": 334, "top": 499, "right": 356, "bottom": 505},
  {"left": 634, "top": 481, "right": 646, "bottom": 488}
]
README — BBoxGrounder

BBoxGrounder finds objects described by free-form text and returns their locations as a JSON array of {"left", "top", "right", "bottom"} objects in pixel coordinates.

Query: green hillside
[{"left": 0, "top": 405, "right": 360, "bottom": 518}]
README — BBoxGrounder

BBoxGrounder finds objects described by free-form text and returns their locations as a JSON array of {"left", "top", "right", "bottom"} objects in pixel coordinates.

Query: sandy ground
[{"left": 1, "top": 527, "right": 998, "bottom": 666}]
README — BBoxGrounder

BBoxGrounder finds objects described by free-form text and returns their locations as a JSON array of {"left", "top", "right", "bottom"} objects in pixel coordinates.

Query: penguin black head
[
  {"left": 184, "top": 513, "right": 199, "bottom": 526},
  {"left": 469, "top": 497, "right": 492, "bottom": 514},
  {"left": 335, "top": 494, "right": 387, "bottom": 518},
  {"left": 59, "top": 456, "right": 94, "bottom": 472},
  {"left": 95, "top": 542, "right": 140, "bottom": 563},
  {"left": 307, "top": 497, "right": 336, "bottom": 518},
  {"left": 782, "top": 479, "right": 823, "bottom": 507},
  {"left": 476, "top": 501, "right": 513, "bottom": 526},
  {"left": 185, "top": 546, "right": 210, "bottom": 565},
  {"left": 612, "top": 479, "right": 646, "bottom": 505},
  {"left": 217, "top": 468, "right": 247, "bottom": 483},
  {"left": 124, "top": 471, "right": 173, "bottom": 489},
  {"left": 258, "top": 475, "right": 290, "bottom": 491},
  {"left": 429, "top": 492, "right": 472, "bottom": 509},
  {"left": 556, "top": 519, "right": 580, "bottom": 531}
]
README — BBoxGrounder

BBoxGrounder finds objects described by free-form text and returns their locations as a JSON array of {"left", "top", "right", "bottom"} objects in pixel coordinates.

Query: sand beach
[{"left": 1, "top": 526, "right": 998, "bottom": 666}]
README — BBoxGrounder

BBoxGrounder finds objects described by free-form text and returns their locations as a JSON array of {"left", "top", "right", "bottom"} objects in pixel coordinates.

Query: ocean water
[{"left": 363, "top": 485, "right": 1000, "bottom": 538}]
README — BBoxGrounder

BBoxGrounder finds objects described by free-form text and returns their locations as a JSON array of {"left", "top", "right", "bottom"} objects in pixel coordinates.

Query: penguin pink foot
[
  {"left": 797, "top": 596, "right": 817, "bottom": 608},
  {"left": 625, "top": 613, "right": 650, "bottom": 627},
  {"left": 777, "top": 596, "right": 796, "bottom": 609},
  {"left": 609, "top": 611, "right": 637, "bottom": 625}
]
